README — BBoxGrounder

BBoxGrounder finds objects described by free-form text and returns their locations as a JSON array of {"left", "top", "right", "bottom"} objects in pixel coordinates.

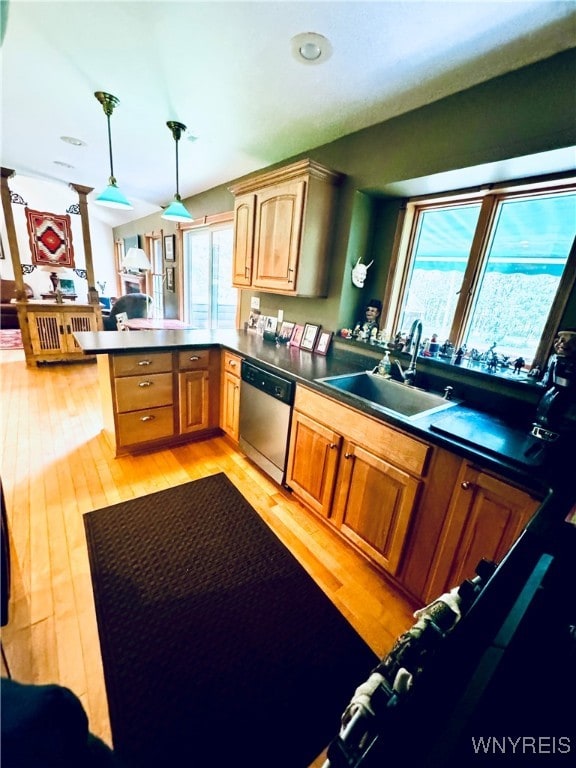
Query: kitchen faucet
[{"left": 397, "top": 319, "right": 423, "bottom": 386}]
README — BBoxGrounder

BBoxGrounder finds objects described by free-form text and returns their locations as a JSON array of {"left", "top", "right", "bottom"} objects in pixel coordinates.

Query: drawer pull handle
[
  {"left": 189, "top": 356, "right": 200, "bottom": 361},
  {"left": 138, "top": 381, "right": 153, "bottom": 387},
  {"left": 230, "top": 361, "right": 237, "bottom": 367},
  {"left": 140, "top": 415, "right": 156, "bottom": 422},
  {"left": 138, "top": 360, "right": 152, "bottom": 366},
  {"left": 461, "top": 481, "right": 472, "bottom": 490}
]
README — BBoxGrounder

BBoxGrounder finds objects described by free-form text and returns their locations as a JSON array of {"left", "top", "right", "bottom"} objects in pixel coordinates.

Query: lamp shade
[
  {"left": 95, "top": 182, "right": 133, "bottom": 210},
  {"left": 123, "top": 247, "right": 152, "bottom": 271},
  {"left": 161, "top": 198, "right": 193, "bottom": 223}
]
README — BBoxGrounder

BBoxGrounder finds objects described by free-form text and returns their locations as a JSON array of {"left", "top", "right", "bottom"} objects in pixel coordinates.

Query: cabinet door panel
[
  {"left": 334, "top": 443, "right": 420, "bottom": 575},
  {"left": 221, "top": 370, "right": 240, "bottom": 440},
  {"left": 253, "top": 180, "right": 305, "bottom": 291},
  {"left": 29, "top": 312, "right": 62, "bottom": 354},
  {"left": 64, "top": 313, "right": 97, "bottom": 352},
  {"left": 178, "top": 370, "right": 209, "bottom": 434},
  {"left": 286, "top": 411, "right": 341, "bottom": 518},
  {"left": 425, "top": 464, "right": 540, "bottom": 599},
  {"left": 232, "top": 194, "right": 254, "bottom": 286}
]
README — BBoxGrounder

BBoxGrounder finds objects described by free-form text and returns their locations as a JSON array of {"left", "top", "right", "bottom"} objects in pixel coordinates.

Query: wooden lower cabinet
[
  {"left": 220, "top": 351, "right": 243, "bottom": 441},
  {"left": 331, "top": 442, "right": 421, "bottom": 575},
  {"left": 287, "top": 385, "right": 543, "bottom": 600},
  {"left": 18, "top": 302, "right": 101, "bottom": 365},
  {"left": 286, "top": 410, "right": 341, "bottom": 517},
  {"left": 99, "top": 347, "right": 220, "bottom": 455},
  {"left": 178, "top": 370, "right": 210, "bottom": 434},
  {"left": 423, "top": 462, "right": 541, "bottom": 601},
  {"left": 286, "top": 386, "right": 428, "bottom": 577}
]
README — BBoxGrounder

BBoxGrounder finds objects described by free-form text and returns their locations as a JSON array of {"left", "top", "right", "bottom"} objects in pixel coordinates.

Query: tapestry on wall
[{"left": 25, "top": 208, "right": 75, "bottom": 268}]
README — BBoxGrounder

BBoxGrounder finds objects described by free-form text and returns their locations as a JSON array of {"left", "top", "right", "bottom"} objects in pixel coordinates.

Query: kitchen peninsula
[{"left": 75, "top": 328, "right": 571, "bottom": 606}]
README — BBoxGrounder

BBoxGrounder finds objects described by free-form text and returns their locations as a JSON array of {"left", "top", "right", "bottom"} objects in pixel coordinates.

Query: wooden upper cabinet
[
  {"left": 232, "top": 194, "right": 255, "bottom": 286},
  {"left": 253, "top": 179, "right": 306, "bottom": 292},
  {"left": 229, "top": 159, "right": 343, "bottom": 297}
]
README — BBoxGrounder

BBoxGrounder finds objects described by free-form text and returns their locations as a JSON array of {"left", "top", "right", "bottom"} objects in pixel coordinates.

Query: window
[
  {"left": 182, "top": 217, "right": 237, "bottom": 329},
  {"left": 385, "top": 178, "right": 576, "bottom": 371}
]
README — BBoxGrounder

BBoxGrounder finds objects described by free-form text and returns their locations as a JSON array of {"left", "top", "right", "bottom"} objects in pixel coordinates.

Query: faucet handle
[{"left": 443, "top": 386, "right": 454, "bottom": 400}]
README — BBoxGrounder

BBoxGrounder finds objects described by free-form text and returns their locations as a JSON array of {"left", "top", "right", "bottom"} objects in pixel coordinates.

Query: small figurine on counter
[
  {"left": 454, "top": 346, "right": 466, "bottom": 366},
  {"left": 427, "top": 333, "right": 440, "bottom": 357},
  {"left": 352, "top": 299, "right": 382, "bottom": 342},
  {"left": 513, "top": 356, "right": 525, "bottom": 374}
]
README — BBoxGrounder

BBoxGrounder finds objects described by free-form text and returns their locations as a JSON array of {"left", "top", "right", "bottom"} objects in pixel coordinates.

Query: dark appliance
[
  {"left": 322, "top": 486, "right": 576, "bottom": 768},
  {"left": 239, "top": 360, "right": 295, "bottom": 485},
  {"left": 531, "top": 343, "right": 576, "bottom": 443}
]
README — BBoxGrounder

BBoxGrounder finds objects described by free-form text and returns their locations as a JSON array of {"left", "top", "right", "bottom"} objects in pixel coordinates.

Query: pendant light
[
  {"left": 162, "top": 121, "right": 193, "bottom": 223},
  {"left": 94, "top": 91, "right": 133, "bottom": 209}
]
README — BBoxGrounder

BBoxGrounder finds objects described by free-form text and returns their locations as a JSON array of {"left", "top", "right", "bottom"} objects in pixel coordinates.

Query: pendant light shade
[
  {"left": 94, "top": 91, "right": 133, "bottom": 210},
  {"left": 162, "top": 120, "right": 193, "bottom": 223}
]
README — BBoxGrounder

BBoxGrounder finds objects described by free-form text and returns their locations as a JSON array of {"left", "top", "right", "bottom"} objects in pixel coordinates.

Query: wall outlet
[{"left": 250, "top": 296, "right": 260, "bottom": 310}]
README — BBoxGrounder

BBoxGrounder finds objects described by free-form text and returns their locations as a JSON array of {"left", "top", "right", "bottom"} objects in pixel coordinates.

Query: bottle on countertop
[{"left": 378, "top": 351, "right": 392, "bottom": 377}]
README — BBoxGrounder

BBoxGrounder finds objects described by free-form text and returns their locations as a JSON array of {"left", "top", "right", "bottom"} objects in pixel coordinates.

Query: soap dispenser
[{"left": 378, "top": 351, "right": 391, "bottom": 377}]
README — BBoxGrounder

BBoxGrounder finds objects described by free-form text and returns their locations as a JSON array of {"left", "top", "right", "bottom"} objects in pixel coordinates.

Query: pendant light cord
[
  {"left": 174, "top": 135, "right": 180, "bottom": 200},
  {"left": 107, "top": 113, "right": 115, "bottom": 183}
]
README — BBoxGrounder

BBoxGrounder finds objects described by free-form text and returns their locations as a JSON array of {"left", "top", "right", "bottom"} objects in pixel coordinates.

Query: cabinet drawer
[
  {"left": 178, "top": 348, "right": 211, "bottom": 370},
  {"left": 117, "top": 406, "right": 175, "bottom": 447},
  {"left": 295, "top": 386, "right": 430, "bottom": 477},
  {"left": 113, "top": 352, "right": 173, "bottom": 377},
  {"left": 223, "top": 351, "right": 242, "bottom": 377},
  {"left": 115, "top": 372, "right": 173, "bottom": 413}
]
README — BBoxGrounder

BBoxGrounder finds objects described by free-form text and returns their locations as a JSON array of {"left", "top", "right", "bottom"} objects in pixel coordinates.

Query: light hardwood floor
[{"left": 0, "top": 346, "right": 415, "bottom": 759}]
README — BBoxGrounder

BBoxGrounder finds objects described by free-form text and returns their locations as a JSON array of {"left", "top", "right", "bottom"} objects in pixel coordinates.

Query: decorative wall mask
[{"left": 351, "top": 257, "right": 373, "bottom": 288}]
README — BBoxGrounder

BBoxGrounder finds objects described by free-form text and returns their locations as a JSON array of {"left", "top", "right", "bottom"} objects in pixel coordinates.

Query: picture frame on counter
[
  {"left": 290, "top": 324, "right": 304, "bottom": 347},
  {"left": 278, "top": 321, "right": 295, "bottom": 343},
  {"left": 314, "top": 330, "right": 333, "bottom": 355},
  {"left": 300, "top": 323, "right": 321, "bottom": 351},
  {"left": 164, "top": 234, "right": 175, "bottom": 261}
]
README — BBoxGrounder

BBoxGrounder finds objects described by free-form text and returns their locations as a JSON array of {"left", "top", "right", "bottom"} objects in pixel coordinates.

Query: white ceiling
[{"left": 2, "top": 0, "right": 575, "bottom": 226}]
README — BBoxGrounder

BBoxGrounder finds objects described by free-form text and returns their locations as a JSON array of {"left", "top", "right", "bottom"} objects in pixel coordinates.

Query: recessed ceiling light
[
  {"left": 291, "top": 32, "right": 332, "bottom": 65},
  {"left": 54, "top": 160, "right": 75, "bottom": 168},
  {"left": 60, "top": 136, "right": 86, "bottom": 147}
]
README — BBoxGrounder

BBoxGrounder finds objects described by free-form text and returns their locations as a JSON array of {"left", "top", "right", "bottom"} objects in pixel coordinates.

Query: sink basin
[{"left": 316, "top": 371, "right": 459, "bottom": 420}]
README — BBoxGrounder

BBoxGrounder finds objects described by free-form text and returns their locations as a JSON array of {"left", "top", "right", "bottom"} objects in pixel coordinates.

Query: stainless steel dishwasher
[{"left": 239, "top": 360, "right": 295, "bottom": 485}]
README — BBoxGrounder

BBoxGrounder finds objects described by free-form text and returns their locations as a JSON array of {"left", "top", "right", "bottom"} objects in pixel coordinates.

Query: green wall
[{"left": 114, "top": 49, "right": 576, "bottom": 334}]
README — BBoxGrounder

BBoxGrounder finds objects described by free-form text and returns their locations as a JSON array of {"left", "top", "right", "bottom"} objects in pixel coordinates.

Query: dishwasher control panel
[{"left": 241, "top": 360, "right": 295, "bottom": 405}]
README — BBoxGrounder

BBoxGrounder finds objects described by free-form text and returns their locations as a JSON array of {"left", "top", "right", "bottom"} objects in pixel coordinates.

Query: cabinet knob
[
  {"left": 344, "top": 452, "right": 353, "bottom": 459},
  {"left": 138, "top": 360, "right": 152, "bottom": 366},
  {"left": 140, "top": 415, "right": 156, "bottom": 422},
  {"left": 461, "top": 481, "right": 473, "bottom": 490},
  {"left": 138, "top": 381, "right": 153, "bottom": 388},
  {"left": 230, "top": 361, "right": 237, "bottom": 367},
  {"left": 329, "top": 443, "right": 338, "bottom": 449}
]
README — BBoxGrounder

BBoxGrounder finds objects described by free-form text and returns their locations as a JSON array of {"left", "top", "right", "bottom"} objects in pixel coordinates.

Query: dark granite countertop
[{"left": 74, "top": 329, "right": 570, "bottom": 498}]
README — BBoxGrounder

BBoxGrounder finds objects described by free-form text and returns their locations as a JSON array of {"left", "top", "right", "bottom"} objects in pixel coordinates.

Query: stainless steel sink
[{"left": 316, "top": 371, "right": 459, "bottom": 420}]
